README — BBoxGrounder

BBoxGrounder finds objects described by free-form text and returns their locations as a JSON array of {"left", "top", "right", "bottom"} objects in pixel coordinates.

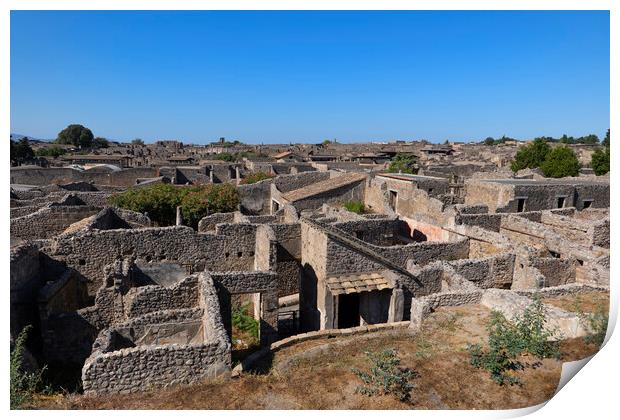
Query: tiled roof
[
  {"left": 281, "top": 173, "right": 366, "bottom": 202},
  {"left": 325, "top": 272, "right": 392, "bottom": 295}
]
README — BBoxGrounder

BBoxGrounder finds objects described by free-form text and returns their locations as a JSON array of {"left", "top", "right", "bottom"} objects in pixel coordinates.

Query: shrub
[
  {"left": 576, "top": 303, "right": 608, "bottom": 347},
  {"left": 109, "top": 183, "right": 240, "bottom": 227},
  {"left": 11, "top": 326, "right": 46, "bottom": 409},
  {"left": 343, "top": 201, "right": 366, "bottom": 214},
  {"left": 467, "top": 295, "right": 561, "bottom": 385},
  {"left": 35, "top": 146, "right": 66, "bottom": 158},
  {"left": 212, "top": 152, "right": 236, "bottom": 162},
  {"left": 231, "top": 303, "right": 259, "bottom": 348},
  {"left": 510, "top": 138, "right": 551, "bottom": 172},
  {"left": 591, "top": 147, "right": 610, "bottom": 176},
  {"left": 387, "top": 153, "right": 417, "bottom": 174},
  {"left": 352, "top": 349, "right": 417, "bottom": 402},
  {"left": 540, "top": 146, "right": 581, "bottom": 178},
  {"left": 241, "top": 171, "right": 274, "bottom": 185}
]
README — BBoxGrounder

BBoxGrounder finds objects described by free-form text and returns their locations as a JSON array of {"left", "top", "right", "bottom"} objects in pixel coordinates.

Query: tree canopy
[
  {"left": 55, "top": 124, "right": 94, "bottom": 148},
  {"left": 510, "top": 138, "right": 551, "bottom": 172},
  {"left": 387, "top": 153, "right": 417, "bottom": 174},
  {"left": 109, "top": 183, "right": 240, "bottom": 228},
  {"left": 131, "top": 138, "right": 145, "bottom": 146},
  {"left": 539, "top": 146, "right": 581, "bottom": 178},
  {"left": 10, "top": 139, "right": 35, "bottom": 164},
  {"left": 591, "top": 129, "right": 610, "bottom": 176}
]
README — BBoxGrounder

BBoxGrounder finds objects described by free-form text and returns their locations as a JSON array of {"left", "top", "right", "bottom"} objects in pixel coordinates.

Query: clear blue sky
[{"left": 11, "top": 10, "right": 610, "bottom": 144}]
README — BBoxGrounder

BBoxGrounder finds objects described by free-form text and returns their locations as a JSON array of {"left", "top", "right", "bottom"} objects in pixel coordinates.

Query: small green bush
[
  {"left": 232, "top": 303, "right": 259, "bottom": 346},
  {"left": 540, "top": 146, "right": 581, "bottom": 178},
  {"left": 576, "top": 304, "right": 608, "bottom": 347},
  {"left": 11, "top": 326, "right": 46, "bottom": 409},
  {"left": 343, "top": 201, "right": 366, "bottom": 214},
  {"left": 352, "top": 349, "right": 417, "bottom": 402},
  {"left": 467, "top": 295, "right": 561, "bottom": 385},
  {"left": 241, "top": 171, "right": 274, "bottom": 185},
  {"left": 212, "top": 152, "right": 236, "bottom": 162}
]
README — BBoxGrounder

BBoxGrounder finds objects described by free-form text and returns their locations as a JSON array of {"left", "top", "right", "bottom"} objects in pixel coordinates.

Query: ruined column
[
  {"left": 176, "top": 206, "right": 183, "bottom": 226},
  {"left": 235, "top": 166, "right": 241, "bottom": 186}
]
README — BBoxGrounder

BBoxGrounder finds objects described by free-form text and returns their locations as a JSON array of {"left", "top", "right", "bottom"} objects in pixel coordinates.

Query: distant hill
[{"left": 10, "top": 133, "right": 54, "bottom": 143}]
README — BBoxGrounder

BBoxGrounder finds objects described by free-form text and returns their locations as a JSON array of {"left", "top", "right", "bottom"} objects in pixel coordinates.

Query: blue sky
[{"left": 10, "top": 10, "right": 609, "bottom": 144}]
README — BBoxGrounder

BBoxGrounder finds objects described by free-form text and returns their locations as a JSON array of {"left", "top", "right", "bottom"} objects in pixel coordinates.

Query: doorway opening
[{"left": 337, "top": 293, "right": 360, "bottom": 328}]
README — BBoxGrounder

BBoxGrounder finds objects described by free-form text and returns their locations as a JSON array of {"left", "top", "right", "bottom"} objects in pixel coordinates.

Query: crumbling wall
[
  {"left": 447, "top": 254, "right": 515, "bottom": 289},
  {"left": 11, "top": 205, "right": 101, "bottom": 240},
  {"left": 238, "top": 179, "right": 272, "bottom": 215},
  {"left": 197, "top": 212, "right": 235, "bottom": 232},
  {"left": 10, "top": 244, "right": 43, "bottom": 337}
]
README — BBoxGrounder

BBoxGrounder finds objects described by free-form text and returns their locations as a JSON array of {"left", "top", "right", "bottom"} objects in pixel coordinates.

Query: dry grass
[
  {"left": 543, "top": 291, "right": 609, "bottom": 314},
  {"left": 28, "top": 303, "right": 602, "bottom": 410}
]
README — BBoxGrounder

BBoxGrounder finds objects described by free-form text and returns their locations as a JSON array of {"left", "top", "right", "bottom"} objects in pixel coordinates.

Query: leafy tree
[
  {"left": 484, "top": 137, "right": 495, "bottom": 145},
  {"left": 93, "top": 137, "right": 110, "bottom": 148},
  {"left": 35, "top": 146, "right": 66, "bottom": 158},
  {"left": 131, "top": 138, "right": 145, "bottom": 146},
  {"left": 510, "top": 138, "right": 551, "bottom": 172},
  {"left": 56, "top": 124, "right": 94, "bottom": 148},
  {"left": 322, "top": 139, "right": 332, "bottom": 145},
  {"left": 240, "top": 171, "right": 274, "bottom": 185},
  {"left": 180, "top": 184, "right": 240, "bottom": 228},
  {"left": 591, "top": 147, "right": 610, "bottom": 176},
  {"left": 387, "top": 153, "right": 417, "bottom": 174},
  {"left": 11, "top": 139, "right": 35, "bottom": 164},
  {"left": 540, "top": 146, "right": 581, "bottom": 178},
  {"left": 602, "top": 129, "right": 610, "bottom": 148}
]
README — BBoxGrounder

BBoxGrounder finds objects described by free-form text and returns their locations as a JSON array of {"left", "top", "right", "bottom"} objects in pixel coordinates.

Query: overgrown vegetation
[
  {"left": 539, "top": 146, "right": 581, "bottom": 178},
  {"left": 343, "top": 200, "right": 366, "bottom": 214},
  {"left": 35, "top": 145, "right": 67, "bottom": 158},
  {"left": 10, "top": 139, "right": 35, "bottom": 164},
  {"left": 231, "top": 302, "right": 259, "bottom": 349},
  {"left": 55, "top": 124, "right": 95, "bottom": 148},
  {"left": 352, "top": 348, "right": 418, "bottom": 402},
  {"left": 212, "top": 152, "right": 236, "bottom": 162},
  {"left": 574, "top": 301, "right": 609, "bottom": 347},
  {"left": 109, "top": 183, "right": 240, "bottom": 228},
  {"left": 510, "top": 139, "right": 581, "bottom": 178},
  {"left": 510, "top": 138, "right": 551, "bottom": 172},
  {"left": 591, "top": 130, "right": 610, "bottom": 176},
  {"left": 11, "top": 326, "right": 47, "bottom": 409},
  {"left": 387, "top": 153, "right": 417, "bottom": 174},
  {"left": 467, "top": 296, "right": 561, "bottom": 385},
  {"left": 241, "top": 171, "right": 274, "bottom": 185}
]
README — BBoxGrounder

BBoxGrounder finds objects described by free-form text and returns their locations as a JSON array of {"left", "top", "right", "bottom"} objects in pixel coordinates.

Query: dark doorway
[
  {"left": 517, "top": 198, "right": 526, "bottom": 213},
  {"left": 411, "top": 229, "right": 428, "bottom": 242},
  {"left": 338, "top": 293, "right": 360, "bottom": 328},
  {"left": 389, "top": 190, "right": 397, "bottom": 211},
  {"left": 583, "top": 200, "right": 593, "bottom": 209},
  {"left": 557, "top": 196, "right": 565, "bottom": 208}
]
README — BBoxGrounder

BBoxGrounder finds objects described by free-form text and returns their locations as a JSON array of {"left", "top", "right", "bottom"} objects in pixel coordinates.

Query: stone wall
[
  {"left": 43, "top": 225, "right": 259, "bottom": 296},
  {"left": 197, "top": 212, "right": 235, "bottom": 232},
  {"left": 11, "top": 205, "right": 101, "bottom": 240},
  {"left": 10, "top": 244, "right": 43, "bottom": 337},
  {"left": 238, "top": 179, "right": 272, "bottom": 215},
  {"left": 11, "top": 167, "right": 158, "bottom": 187},
  {"left": 274, "top": 171, "right": 331, "bottom": 193},
  {"left": 447, "top": 254, "right": 515, "bottom": 289}
]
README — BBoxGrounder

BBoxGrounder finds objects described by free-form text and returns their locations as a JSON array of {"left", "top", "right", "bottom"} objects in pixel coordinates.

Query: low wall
[{"left": 11, "top": 205, "right": 100, "bottom": 240}]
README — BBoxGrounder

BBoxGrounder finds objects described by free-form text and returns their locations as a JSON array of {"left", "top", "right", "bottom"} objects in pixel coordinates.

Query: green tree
[
  {"left": 93, "top": 137, "right": 110, "bottom": 148},
  {"left": 387, "top": 153, "right": 417, "bottom": 174},
  {"left": 11, "top": 139, "right": 35, "bottom": 164},
  {"left": 602, "top": 129, "right": 610, "bottom": 148},
  {"left": 591, "top": 148, "right": 610, "bottom": 176},
  {"left": 540, "top": 146, "right": 581, "bottom": 178},
  {"left": 483, "top": 137, "right": 495, "bottom": 145},
  {"left": 510, "top": 138, "right": 551, "bottom": 172},
  {"left": 180, "top": 184, "right": 240, "bottom": 228},
  {"left": 131, "top": 138, "right": 145, "bottom": 146},
  {"left": 56, "top": 124, "right": 94, "bottom": 148},
  {"left": 35, "top": 146, "right": 66, "bottom": 158}
]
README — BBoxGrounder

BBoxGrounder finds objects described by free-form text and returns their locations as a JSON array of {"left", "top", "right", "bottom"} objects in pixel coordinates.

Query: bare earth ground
[{"left": 29, "top": 291, "right": 608, "bottom": 410}]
